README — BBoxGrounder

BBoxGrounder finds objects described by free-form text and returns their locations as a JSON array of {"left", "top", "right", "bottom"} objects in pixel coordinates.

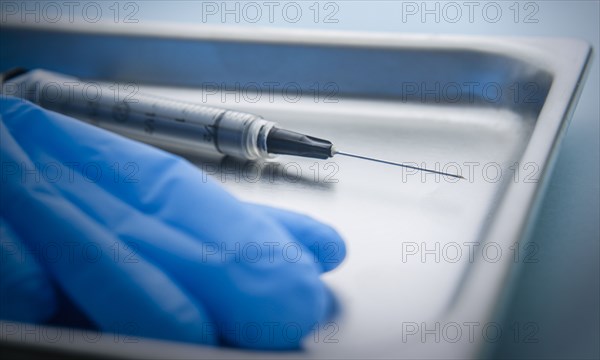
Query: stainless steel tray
[{"left": 0, "top": 23, "right": 591, "bottom": 359}]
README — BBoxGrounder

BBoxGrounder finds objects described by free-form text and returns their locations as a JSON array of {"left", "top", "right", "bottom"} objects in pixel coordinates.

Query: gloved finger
[
  {"left": 47, "top": 166, "right": 332, "bottom": 349},
  {"left": 1, "top": 96, "right": 339, "bottom": 349},
  {"left": 0, "top": 218, "right": 57, "bottom": 323},
  {"left": 0, "top": 119, "right": 217, "bottom": 345},
  {"left": 246, "top": 203, "right": 346, "bottom": 273}
]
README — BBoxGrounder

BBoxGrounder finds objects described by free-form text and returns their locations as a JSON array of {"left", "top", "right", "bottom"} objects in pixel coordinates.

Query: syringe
[{"left": 1, "top": 69, "right": 463, "bottom": 179}]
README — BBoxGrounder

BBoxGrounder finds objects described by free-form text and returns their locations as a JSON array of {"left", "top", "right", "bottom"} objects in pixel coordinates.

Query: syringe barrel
[{"left": 1, "top": 69, "right": 273, "bottom": 160}]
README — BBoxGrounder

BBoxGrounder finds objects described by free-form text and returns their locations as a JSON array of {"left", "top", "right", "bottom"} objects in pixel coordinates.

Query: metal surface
[{"left": 0, "top": 22, "right": 591, "bottom": 359}]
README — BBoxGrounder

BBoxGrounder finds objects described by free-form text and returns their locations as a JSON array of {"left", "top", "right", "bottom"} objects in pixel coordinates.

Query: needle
[
  {"left": 334, "top": 150, "right": 465, "bottom": 180},
  {"left": 264, "top": 128, "right": 465, "bottom": 179}
]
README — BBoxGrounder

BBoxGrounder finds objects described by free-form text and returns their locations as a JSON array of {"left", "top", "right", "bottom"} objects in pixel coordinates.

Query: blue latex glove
[{"left": 0, "top": 96, "right": 346, "bottom": 349}]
